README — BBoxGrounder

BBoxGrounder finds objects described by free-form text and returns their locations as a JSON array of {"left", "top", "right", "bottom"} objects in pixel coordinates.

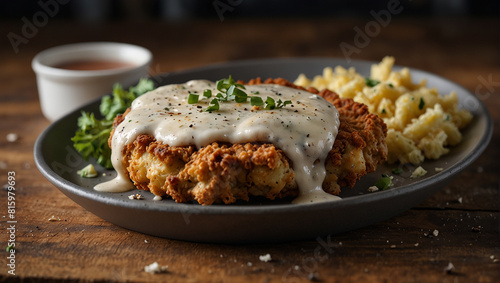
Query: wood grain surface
[{"left": 0, "top": 16, "right": 499, "bottom": 282}]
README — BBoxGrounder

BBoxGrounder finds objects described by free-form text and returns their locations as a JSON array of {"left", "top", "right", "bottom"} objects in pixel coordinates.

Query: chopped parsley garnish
[
  {"left": 188, "top": 92, "right": 199, "bottom": 104},
  {"left": 188, "top": 76, "right": 291, "bottom": 111},
  {"left": 203, "top": 89, "right": 212, "bottom": 98},
  {"left": 375, "top": 174, "right": 392, "bottom": 190},
  {"left": 77, "top": 164, "right": 98, "bottom": 178},
  {"left": 6, "top": 245, "right": 14, "bottom": 252},
  {"left": 392, "top": 167, "right": 403, "bottom": 175},
  {"left": 72, "top": 78, "right": 155, "bottom": 169},
  {"left": 365, "top": 78, "right": 380, "bottom": 87},
  {"left": 205, "top": 99, "right": 220, "bottom": 112},
  {"left": 418, "top": 97, "right": 425, "bottom": 110}
]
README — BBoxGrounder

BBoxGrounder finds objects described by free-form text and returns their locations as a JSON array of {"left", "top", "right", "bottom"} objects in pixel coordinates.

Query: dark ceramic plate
[{"left": 34, "top": 58, "right": 492, "bottom": 243}]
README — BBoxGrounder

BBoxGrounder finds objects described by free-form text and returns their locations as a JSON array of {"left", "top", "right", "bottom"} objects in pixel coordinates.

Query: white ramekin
[{"left": 32, "top": 42, "right": 152, "bottom": 121}]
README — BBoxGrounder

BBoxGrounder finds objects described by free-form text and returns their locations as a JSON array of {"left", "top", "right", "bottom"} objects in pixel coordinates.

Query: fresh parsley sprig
[
  {"left": 72, "top": 78, "right": 155, "bottom": 169},
  {"left": 188, "top": 76, "right": 292, "bottom": 112}
]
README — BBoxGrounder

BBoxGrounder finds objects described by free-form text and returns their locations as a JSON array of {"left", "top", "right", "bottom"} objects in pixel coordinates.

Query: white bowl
[{"left": 32, "top": 42, "right": 152, "bottom": 121}]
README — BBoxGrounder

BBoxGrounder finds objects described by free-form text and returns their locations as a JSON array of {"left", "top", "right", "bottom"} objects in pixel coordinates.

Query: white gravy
[{"left": 95, "top": 80, "right": 341, "bottom": 204}]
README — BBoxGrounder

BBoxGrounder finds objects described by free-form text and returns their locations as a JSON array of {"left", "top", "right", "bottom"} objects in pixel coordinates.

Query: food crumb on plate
[
  {"left": 128, "top": 194, "right": 144, "bottom": 200},
  {"left": 433, "top": 229, "right": 439, "bottom": 237},
  {"left": 153, "top": 196, "right": 162, "bottom": 201},
  {"left": 471, "top": 226, "right": 482, "bottom": 232},
  {"left": 410, "top": 166, "right": 427, "bottom": 178},
  {"left": 259, "top": 254, "right": 272, "bottom": 262},
  {"left": 444, "top": 262, "right": 455, "bottom": 274},
  {"left": 48, "top": 215, "right": 61, "bottom": 222},
  {"left": 144, "top": 262, "right": 168, "bottom": 274},
  {"left": 77, "top": 164, "right": 98, "bottom": 178},
  {"left": 368, "top": 186, "right": 379, "bottom": 192},
  {"left": 6, "top": 133, "right": 18, "bottom": 142}
]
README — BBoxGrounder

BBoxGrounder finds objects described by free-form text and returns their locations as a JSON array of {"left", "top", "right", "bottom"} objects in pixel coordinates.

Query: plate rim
[{"left": 34, "top": 57, "right": 493, "bottom": 216}]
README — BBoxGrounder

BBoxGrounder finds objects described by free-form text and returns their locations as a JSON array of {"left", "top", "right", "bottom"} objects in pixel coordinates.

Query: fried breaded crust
[
  {"left": 246, "top": 78, "right": 388, "bottom": 191},
  {"left": 111, "top": 78, "right": 387, "bottom": 205}
]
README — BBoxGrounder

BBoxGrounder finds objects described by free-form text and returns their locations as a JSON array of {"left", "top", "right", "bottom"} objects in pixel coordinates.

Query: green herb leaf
[
  {"left": 203, "top": 89, "right": 212, "bottom": 98},
  {"left": 188, "top": 93, "right": 199, "bottom": 104},
  {"left": 418, "top": 97, "right": 425, "bottom": 110},
  {"left": 264, "top": 97, "right": 276, "bottom": 110},
  {"left": 250, "top": 96, "right": 264, "bottom": 106},
  {"left": 195, "top": 77, "right": 291, "bottom": 112},
  {"left": 72, "top": 79, "right": 154, "bottom": 169},
  {"left": 205, "top": 98, "right": 220, "bottom": 112},
  {"left": 71, "top": 112, "right": 114, "bottom": 168},
  {"left": 392, "top": 167, "right": 403, "bottom": 175},
  {"left": 233, "top": 87, "right": 248, "bottom": 99},
  {"left": 234, "top": 94, "right": 247, "bottom": 103},
  {"left": 226, "top": 85, "right": 236, "bottom": 101},
  {"left": 100, "top": 78, "right": 154, "bottom": 121},
  {"left": 365, "top": 78, "right": 380, "bottom": 87},
  {"left": 129, "top": 78, "right": 155, "bottom": 96},
  {"left": 375, "top": 174, "right": 392, "bottom": 190},
  {"left": 216, "top": 79, "right": 225, "bottom": 92},
  {"left": 216, "top": 76, "right": 243, "bottom": 93},
  {"left": 276, "top": 100, "right": 292, "bottom": 108}
]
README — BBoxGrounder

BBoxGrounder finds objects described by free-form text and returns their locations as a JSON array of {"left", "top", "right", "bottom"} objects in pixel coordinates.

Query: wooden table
[{"left": 1, "top": 16, "right": 498, "bottom": 282}]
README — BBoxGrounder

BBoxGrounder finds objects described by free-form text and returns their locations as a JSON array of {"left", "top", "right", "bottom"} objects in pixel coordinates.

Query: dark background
[{"left": 1, "top": 0, "right": 498, "bottom": 22}]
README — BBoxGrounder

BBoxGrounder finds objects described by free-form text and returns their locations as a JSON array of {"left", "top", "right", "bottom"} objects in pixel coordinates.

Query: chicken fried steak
[{"left": 108, "top": 79, "right": 387, "bottom": 205}]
